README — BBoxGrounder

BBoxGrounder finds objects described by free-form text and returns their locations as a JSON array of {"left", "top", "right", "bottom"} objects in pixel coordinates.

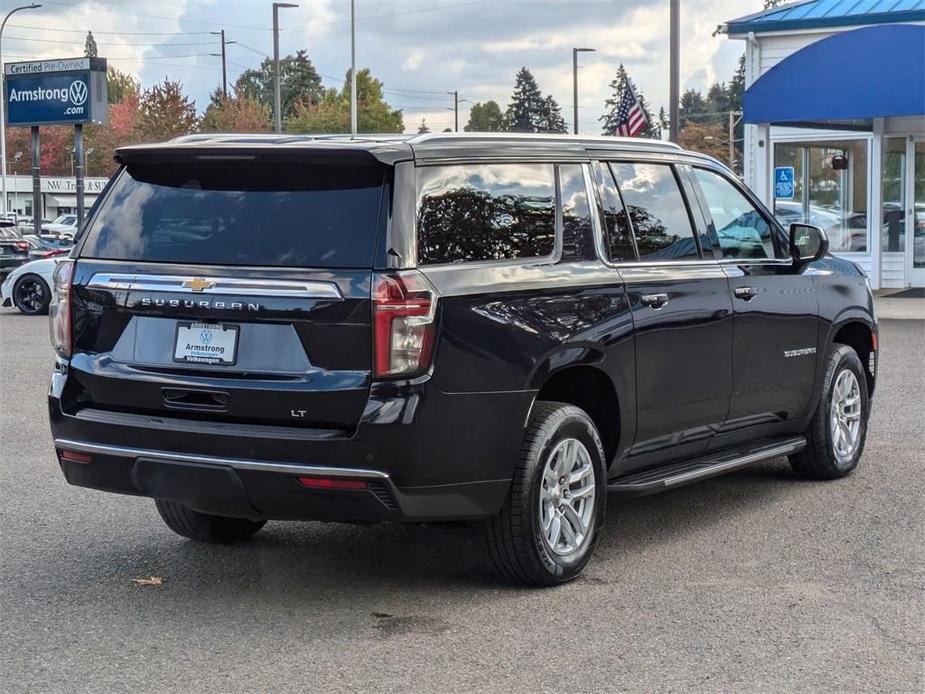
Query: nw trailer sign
[{"left": 4, "top": 57, "right": 107, "bottom": 126}]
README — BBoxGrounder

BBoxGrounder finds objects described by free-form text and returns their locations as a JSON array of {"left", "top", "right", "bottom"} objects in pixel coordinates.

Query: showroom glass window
[{"left": 773, "top": 140, "right": 869, "bottom": 253}]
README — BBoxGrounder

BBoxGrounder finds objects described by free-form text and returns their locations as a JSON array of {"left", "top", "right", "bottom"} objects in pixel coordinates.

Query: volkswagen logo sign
[
  {"left": 200, "top": 329, "right": 213, "bottom": 345},
  {"left": 68, "top": 80, "right": 88, "bottom": 106}
]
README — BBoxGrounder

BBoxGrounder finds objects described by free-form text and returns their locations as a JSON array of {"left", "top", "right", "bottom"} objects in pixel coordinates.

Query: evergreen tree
[
  {"left": 538, "top": 95, "right": 567, "bottom": 133},
  {"left": 656, "top": 107, "right": 670, "bottom": 140},
  {"left": 504, "top": 68, "right": 546, "bottom": 132},
  {"left": 706, "top": 82, "right": 729, "bottom": 115},
  {"left": 417, "top": 118, "right": 430, "bottom": 134},
  {"left": 728, "top": 54, "right": 746, "bottom": 113},
  {"left": 84, "top": 31, "right": 98, "bottom": 58},
  {"left": 679, "top": 88, "right": 707, "bottom": 126},
  {"left": 599, "top": 64, "right": 656, "bottom": 137},
  {"left": 464, "top": 100, "right": 504, "bottom": 132}
]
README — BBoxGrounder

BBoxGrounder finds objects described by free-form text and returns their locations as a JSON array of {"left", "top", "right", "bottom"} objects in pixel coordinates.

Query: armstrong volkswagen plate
[{"left": 173, "top": 322, "right": 239, "bottom": 365}]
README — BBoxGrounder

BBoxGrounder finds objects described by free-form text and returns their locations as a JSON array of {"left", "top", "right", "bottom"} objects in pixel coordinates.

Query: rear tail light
[
  {"left": 59, "top": 449, "right": 92, "bottom": 464},
  {"left": 14, "top": 240, "right": 29, "bottom": 252},
  {"left": 372, "top": 270, "right": 438, "bottom": 379},
  {"left": 49, "top": 259, "right": 74, "bottom": 358},
  {"left": 297, "top": 477, "right": 368, "bottom": 490}
]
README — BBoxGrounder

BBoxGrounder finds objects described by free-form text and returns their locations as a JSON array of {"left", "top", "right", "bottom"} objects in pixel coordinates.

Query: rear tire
[
  {"left": 13, "top": 274, "right": 50, "bottom": 315},
  {"left": 486, "top": 401, "right": 607, "bottom": 587},
  {"left": 155, "top": 499, "right": 266, "bottom": 543},
  {"left": 789, "top": 343, "right": 869, "bottom": 480}
]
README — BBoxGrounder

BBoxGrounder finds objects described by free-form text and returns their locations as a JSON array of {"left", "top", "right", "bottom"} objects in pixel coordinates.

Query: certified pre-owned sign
[{"left": 4, "top": 57, "right": 107, "bottom": 127}]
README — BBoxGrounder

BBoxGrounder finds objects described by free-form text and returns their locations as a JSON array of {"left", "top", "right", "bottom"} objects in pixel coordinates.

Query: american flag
[{"left": 614, "top": 83, "right": 646, "bottom": 137}]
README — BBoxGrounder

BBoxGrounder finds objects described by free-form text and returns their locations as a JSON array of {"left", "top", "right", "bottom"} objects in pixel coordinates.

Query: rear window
[
  {"left": 416, "top": 163, "right": 556, "bottom": 265},
  {"left": 81, "top": 162, "right": 386, "bottom": 268}
]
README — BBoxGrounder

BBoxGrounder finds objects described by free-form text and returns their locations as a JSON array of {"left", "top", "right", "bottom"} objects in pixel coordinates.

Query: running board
[{"left": 607, "top": 437, "right": 806, "bottom": 497}]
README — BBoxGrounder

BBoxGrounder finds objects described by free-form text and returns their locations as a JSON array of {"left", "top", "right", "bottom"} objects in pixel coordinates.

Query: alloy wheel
[{"left": 538, "top": 437, "right": 596, "bottom": 557}]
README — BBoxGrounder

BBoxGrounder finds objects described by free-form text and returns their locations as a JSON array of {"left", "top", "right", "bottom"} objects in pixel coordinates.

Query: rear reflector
[
  {"left": 297, "top": 476, "right": 368, "bottom": 491},
  {"left": 59, "top": 449, "right": 92, "bottom": 464}
]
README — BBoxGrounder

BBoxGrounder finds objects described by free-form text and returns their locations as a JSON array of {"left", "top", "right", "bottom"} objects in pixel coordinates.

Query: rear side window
[
  {"left": 610, "top": 162, "right": 700, "bottom": 261},
  {"left": 81, "top": 162, "right": 386, "bottom": 268},
  {"left": 416, "top": 163, "right": 556, "bottom": 265},
  {"left": 693, "top": 168, "right": 775, "bottom": 259}
]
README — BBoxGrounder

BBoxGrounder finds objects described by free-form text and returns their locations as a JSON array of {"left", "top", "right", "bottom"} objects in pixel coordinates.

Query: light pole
[
  {"left": 11, "top": 150, "right": 21, "bottom": 218},
  {"left": 210, "top": 30, "right": 236, "bottom": 98},
  {"left": 350, "top": 0, "right": 357, "bottom": 135},
  {"left": 669, "top": 0, "right": 680, "bottom": 142},
  {"left": 0, "top": 4, "right": 42, "bottom": 218},
  {"left": 572, "top": 47, "right": 595, "bottom": 135},
  {"left": 272, "top": 2, "right": 298, "bottom": 133}
]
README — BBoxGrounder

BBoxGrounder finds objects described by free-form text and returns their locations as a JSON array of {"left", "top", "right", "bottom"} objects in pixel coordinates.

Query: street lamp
[
  {"left": 272, "top": 2, "right": 298, "bottom": 133},
  {"left": 0, "top": 4, "right": 42, "bottom": 219},
  {"left": 572, "top": 47, "right": 595, "bottom": 135},
  {"left": 11, "top": 150, "right": 22, "bottom": 218}
]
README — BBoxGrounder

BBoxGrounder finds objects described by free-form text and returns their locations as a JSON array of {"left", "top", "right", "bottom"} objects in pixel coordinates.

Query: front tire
[
  {"left": 155, "top": 499, "right": 266, "bottom": 543},
  {"left": 13, "top": 273, "right": 50, "bottom": 315},
  {"left": 486, "top": 401, "right": 607, "bottom": 586},
  {"left": 789, "top": 343, "right": 869, "bottom": 480}
]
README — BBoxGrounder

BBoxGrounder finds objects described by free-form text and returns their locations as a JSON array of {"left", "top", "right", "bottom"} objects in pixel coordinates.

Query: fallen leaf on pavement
[{"left": 132, "top": 576, "right": 163, "bottom": 586}]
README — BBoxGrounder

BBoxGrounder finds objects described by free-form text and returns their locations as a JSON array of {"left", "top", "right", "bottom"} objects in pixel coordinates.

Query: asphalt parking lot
[{"left": 1, "top": 308, "right": 922, "bottom": 693}]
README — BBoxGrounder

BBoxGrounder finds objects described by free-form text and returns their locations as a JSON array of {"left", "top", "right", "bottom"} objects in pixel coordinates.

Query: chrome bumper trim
[{"left": 53, "top": 438, "right": 390, "bottom": 479}]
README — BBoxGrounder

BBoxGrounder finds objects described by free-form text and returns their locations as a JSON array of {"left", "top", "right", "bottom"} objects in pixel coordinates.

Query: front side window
[
  {"left": 610, "top": 162, "right": 699, "bottom": 261},
  {"left": 416, "top": 164, "right": 556, "bottom": 265},
  {"left": 694, "top": 168, "right": 774, "bottom": 259}
]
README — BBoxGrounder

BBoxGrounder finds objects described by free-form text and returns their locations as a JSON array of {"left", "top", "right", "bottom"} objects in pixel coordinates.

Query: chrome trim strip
[
  {"left": 661, "top": 438, "right": 805, "bottom": 487},
  {"left": 86, "top": 274, "right": 344, "bottom": 300},
  {"left": 53, "top": 438, "right": 390, "bottom": 479}
]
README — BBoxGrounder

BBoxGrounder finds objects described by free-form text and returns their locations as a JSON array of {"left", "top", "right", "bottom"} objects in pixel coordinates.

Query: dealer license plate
[{"left": 173, "top": 322, "right": 239, "bottom": 365}]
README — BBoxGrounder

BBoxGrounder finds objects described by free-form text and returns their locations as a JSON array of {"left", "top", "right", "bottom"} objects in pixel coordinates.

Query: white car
[
  {"left": 43, "top": 214, "right": 78, "bottom": 238},
  {"left": 0, "top": 256, "right": 60, "bottom": 315}
]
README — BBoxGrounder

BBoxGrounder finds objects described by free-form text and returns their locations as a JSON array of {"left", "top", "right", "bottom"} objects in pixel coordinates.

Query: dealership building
[
  {"left": 4, "top": 174, "right": 108, "bottom": 221},
  {"left": 723, "top": 0, "right": 925, "bottom": 289}
]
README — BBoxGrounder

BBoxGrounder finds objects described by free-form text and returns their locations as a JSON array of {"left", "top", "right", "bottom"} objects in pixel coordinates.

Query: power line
[
  {"left": 6, "top": 23, "right": 214, "bottom": 36},
  {"left": 2, "top": 34, "right": 216, "bottom": 47}
]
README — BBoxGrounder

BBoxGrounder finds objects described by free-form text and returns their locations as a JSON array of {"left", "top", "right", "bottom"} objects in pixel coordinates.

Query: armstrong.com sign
[{"left": 4, "top": 57, "right": 107, "bottom": 127}]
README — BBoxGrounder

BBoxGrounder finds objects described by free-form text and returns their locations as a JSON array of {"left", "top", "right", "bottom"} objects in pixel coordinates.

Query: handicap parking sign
[{"left": 775, "top": 166, "right": 795, "bottom": 199}]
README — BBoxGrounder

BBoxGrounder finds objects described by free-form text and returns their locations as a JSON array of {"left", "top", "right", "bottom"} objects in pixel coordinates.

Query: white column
[
  {"left": 869, "top": 119, "right": 884, "bottom": 290},
  {"left": 754, "top": 123, "right": 772, "bottom": 206}
]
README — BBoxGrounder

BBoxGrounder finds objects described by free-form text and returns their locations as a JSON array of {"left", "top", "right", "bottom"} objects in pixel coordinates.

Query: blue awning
[{"left": 744, "top": 24, "right": 925, "bottom": 124}]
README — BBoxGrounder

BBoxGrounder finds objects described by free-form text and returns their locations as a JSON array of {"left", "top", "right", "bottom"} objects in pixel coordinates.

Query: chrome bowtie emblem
[{"left": 183, "top": 277, "right": 215, "bottom": 292}]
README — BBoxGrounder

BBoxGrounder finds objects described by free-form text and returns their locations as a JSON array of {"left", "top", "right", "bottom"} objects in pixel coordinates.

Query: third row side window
[{"left": 610, "top": 162, "right": 700, "bottom": 261}]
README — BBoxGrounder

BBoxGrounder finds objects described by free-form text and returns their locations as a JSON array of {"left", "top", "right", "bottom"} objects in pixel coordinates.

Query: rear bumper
[
  {"left": 53, "top": 438, "right": 510, "bottom": 522},
  {"left": 49, "top": 368, "right": 531, "bottom": 522}
]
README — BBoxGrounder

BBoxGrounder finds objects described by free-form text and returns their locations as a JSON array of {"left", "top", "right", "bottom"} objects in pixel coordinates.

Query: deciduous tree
[
  {"left": 464, "top": 100, "right": 504, "bottom": 132},
  {"left": 201, "top": 88, "right": 271, "bottom": 132},
  {"left": 138, "top": 78, "right": 199, "bottom": 141},
  {"left": 234, "top": 50, "right": 323, "bottom": 124}
]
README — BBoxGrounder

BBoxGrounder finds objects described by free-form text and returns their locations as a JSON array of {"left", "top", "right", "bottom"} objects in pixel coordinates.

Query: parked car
[
  {"left": 24, "top": 235, "right": 73, "bottom": 260},
  {"left": 0, "top": 226, "right": 30, "bottom": 276},
  {"left": 43, "top": 214, "right": 78, "bottom": 238},
  {"left": 1, "top": 256, "right": 59, "bottom": 314},
  {"left": 48, "top": 133, "right": 877, "bottom": 586}
]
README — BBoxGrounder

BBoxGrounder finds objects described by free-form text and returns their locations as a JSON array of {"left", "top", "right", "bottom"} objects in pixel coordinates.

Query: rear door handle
[
  {"left": 640, "top": 293, "right": 670, "bottom": 309},
  {"left": 734, "top": 286, "right": 758, "bottom": 301}
]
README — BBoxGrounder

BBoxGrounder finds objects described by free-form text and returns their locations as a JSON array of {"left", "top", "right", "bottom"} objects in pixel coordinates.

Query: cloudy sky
[{"left": 3, "top": 0, "right": 764, "bottom": 133}]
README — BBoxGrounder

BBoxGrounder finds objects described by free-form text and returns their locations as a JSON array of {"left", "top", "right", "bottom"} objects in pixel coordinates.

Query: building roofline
[{"left": 722, "top": 0, "right": 925, "bottom": 36}]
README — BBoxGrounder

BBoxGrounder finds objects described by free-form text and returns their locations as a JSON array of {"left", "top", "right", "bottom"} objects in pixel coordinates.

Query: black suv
[{"left": 48, "top": 134, "right": 877, "bottom": 586}]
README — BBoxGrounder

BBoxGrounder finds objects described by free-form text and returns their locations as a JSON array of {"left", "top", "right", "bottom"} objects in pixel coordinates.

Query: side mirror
[{"left": 789, "top": 223, "right": 829, "bottom": 264}]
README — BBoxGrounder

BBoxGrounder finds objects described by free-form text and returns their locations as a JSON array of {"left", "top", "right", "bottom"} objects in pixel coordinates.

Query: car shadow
[{"left": 55, "top": 458, "right": 807, "bottom": 600}]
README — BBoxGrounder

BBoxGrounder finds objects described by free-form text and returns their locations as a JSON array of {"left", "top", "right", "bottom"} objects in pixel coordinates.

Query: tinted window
[
  {"left": 81, "top": 162, "right": 385, "bottom": 268},
  {"left": 594, "top": 161, "right": 636, "bottom": 261},
  {"left": 558, "top": 164, "right": 595, "bottom": 260},
  {"left": 416, "top": 164, "right": 555, "bottom": 264},
  {"left": 694, "top": 168, "right": 774, "bottom": 259},
  {"left": 611, "top": 162, "right": 699, "bottom": 261}
]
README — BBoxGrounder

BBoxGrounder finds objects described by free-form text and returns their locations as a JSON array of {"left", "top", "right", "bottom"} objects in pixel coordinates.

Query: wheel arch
[
  {"left": 529, "top": 363, "right": 623, "bottom": 466},
  {"left": 827, "top": 315, "right": 877, "bottom": 396}
]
